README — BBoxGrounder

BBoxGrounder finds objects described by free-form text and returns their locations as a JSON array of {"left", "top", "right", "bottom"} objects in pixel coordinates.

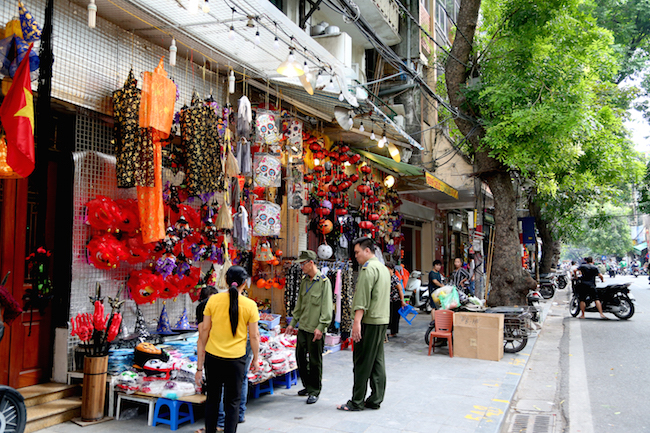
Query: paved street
[
  {"left": 506, "top": 274, "right": 648, "bottom": 433},
  {"left": 566, "top": 274, "right": 649, "bottom": 433}
]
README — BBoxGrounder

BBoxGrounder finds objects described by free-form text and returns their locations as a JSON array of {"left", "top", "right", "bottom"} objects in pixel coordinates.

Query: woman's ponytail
[
  {"left": 228, "top": 283, "right": 239, "bottom": 337},
  {"left": 224, "top": 266, "right": 248, "bottom": 337}
]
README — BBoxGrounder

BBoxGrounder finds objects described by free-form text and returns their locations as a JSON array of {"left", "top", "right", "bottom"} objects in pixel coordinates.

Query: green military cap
[{"left": 296, "top": 250, "right": 317, "bottom": 263}]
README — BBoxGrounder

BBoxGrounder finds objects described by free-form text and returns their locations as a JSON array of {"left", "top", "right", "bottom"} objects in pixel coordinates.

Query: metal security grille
[{"left": 1, "top": 0, "right": 225, "bottom": 116}]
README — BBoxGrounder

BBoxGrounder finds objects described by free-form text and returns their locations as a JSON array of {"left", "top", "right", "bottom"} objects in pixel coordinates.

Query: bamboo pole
[{"left": 485, "top": 228, "right": 496, "bottom": 303}]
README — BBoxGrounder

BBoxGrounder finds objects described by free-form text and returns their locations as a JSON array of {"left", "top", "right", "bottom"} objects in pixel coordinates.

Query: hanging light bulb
[
  {"left": 303, "top": 62, "right": 310, "bottom": 75},
  {"left": 169, "top": 39, "right": 177, "bottom": 67},
  {"left": 273, "top": 36, "right": 280, "bottom": 49},
  {"left": 277, "top": 49, "right": 305, "bottom": 77},
  {"left": 314, "top": 158, "right": 320, "bottom": 166},
  {"left": 202, "top": 0, "right": 210, "bottom": 13},
  {"left": 378, "top": 137, "right": 385, "bottom": 148},
  {"left": 370, "top": 128, "right": 376, "bottom": 140},
  {"left": 359, "top": 121, "right": 365, "bottom": 132},
  {"left": 326, "top": 77, "right": 335, "bottom": 91},
  {"left": 347, "top": 113, "right": 354, "bottom": 128},
  {"left": 339, "top": 92, "right": 345, "bottom": 102},
  {"left": 229, "top": 25, "right": 235, "bottom": 40},
  {"left": 87, "top": 0, "right": 97, "bottom": 28},
  {"left": 384, "top": 175, "right": 395, "bottom": 188},
  {"left": 254, "top": 29, "right": 261, "bottom": 46},
  {"left": 188, "top": 0, "right": 199, "bottom": 14},
  {"left": 229, "top": 69, "right": 236, "bottom": 94}
]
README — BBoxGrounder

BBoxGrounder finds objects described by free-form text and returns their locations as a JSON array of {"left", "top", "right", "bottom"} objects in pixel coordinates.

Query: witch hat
[
  {"left": 173, "top": 308, "right": 191, "bottom": 330},
  {"left": 134, "top": 305, "right": 151, "bottom": 341},
  {"left": 156, "top": 303, "right": 176, "bottom": 335}
]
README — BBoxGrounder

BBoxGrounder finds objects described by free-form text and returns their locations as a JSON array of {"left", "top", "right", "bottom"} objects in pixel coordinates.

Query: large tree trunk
[
  {"left": 445, "top": 0, "right": 535, "bottom": 305},
  {"left": 483, "top": 171, "right": 534, "bottom": 305}
]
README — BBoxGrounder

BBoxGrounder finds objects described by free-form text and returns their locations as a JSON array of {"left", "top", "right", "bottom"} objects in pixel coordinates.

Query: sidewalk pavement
[{"left": 40, "top": 299, "right": 556, "bottom": 433}]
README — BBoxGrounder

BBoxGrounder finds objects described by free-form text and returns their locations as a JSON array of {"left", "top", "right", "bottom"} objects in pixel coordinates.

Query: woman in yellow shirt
[{"left": 196, "top": 266, "right": 260, "bottom": 433}]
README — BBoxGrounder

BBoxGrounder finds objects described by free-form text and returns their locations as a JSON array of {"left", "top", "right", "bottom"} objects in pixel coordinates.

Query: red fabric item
[
  {"left": 0, "top": 285, "right": 23, "bottom": 325},
  {"left": 127, "top": 269, "right": 164, "bottom": 304},
  {"left": 0, "top": 44, "right": 35, "bottom": 178}
]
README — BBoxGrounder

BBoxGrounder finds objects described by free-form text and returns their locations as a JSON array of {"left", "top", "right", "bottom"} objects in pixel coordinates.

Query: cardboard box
[{"left": 453, "top": 312, "right": 504, "bottom": 361}]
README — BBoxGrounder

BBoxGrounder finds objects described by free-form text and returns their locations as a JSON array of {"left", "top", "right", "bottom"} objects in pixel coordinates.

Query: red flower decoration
[
  {"left": 115, "top": 199, "right": 141, "bottom": 233},
  {"left": 86, "top": 196, "right": 123, "bottom": 232},
  {"left": 127, "top": 270, "right": 164, "bottom": 304},
  {"left": 161, "top": 274, "right": 182, "bottom": 299},
  {"left": 87, "top": 234, "right": 128, "bottom": 269},
  {"left": 122, "top": 235, "right": 155, "bottom": 265}
]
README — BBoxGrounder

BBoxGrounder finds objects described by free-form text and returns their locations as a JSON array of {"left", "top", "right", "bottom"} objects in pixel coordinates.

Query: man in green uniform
[
  {"left": 286, "top": 250, "right": 333, "bottom": 404},
  {"left": 337, "top": 237, "right": 390, "bottom": 411}
]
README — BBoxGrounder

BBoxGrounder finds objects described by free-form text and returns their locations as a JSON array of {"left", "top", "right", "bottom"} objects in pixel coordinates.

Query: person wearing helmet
[{"left": 196, "top": 266, "right": 260, "bottom": 433}]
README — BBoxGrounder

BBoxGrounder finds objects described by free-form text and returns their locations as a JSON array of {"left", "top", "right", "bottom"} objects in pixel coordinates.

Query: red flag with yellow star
[{"left": 0, "top": 44, "right": 35, "bottom": 178}]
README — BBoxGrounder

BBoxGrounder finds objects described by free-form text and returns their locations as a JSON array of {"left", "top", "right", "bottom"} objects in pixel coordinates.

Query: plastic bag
[{"left": 439, "top": 286, "right": 460, "bottom": 310}]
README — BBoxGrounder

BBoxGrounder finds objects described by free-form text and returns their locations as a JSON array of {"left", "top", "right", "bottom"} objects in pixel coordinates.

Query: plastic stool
[
  {"left": 398, "top": 304, "right": 418, "bottom": 325},
  {"left": 152, "top": 398, "right": 194, "bottom": 430},
  {"left": 251, "top": 377, "right": 274, "bottom": 399},
  {"left": 276, "top": 370, "right": 298, "bottom": 389},
  {"left": 341, "top": 337, "right": 354, "bottom": 351}
]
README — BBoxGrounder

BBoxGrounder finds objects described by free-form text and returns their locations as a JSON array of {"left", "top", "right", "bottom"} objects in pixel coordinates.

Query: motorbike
[
  {"left": 569, "top": 282, "right": 635, "bottom": 320},
  {"left": 406, "top": 271, "right": 432, "bottom": 312},
  {"left": 632, "top": 267, "right": 640, "bottom": 277},
  {"left": 0, "top": 290, "right": 26, "bottom": 433},
  {"left": 556, "top": 272, "right": 568, "bottom": 290},
  {"left": 538, "top": 273, "right": 557, "bottom": 299}
]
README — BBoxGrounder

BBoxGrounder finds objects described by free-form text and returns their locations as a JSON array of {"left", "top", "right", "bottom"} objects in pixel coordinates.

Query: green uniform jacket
[
  {"left": 352, "top": 256, "right": 390, "bottom": 325},
  {"left": 293, "top": 270, "right": 333, "bottom": 333}
]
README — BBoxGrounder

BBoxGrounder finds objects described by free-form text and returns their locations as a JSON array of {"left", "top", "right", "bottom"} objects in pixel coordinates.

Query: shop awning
[
  {"left": 633, "top": 242, "right": 647, "bottom": 252},
  {"left": 353, "top": 149, "right": 460, "bottom": 199},
  {"left": 354, "top": 149, "right": 424, "bottom": 177}
]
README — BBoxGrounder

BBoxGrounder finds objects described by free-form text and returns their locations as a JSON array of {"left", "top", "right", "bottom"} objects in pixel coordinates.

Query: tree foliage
[
  {"left": 566, "top": 203, "right": 634, "bottom": 257},
  {"left": 445, "top": 0, "right": 631, "bottom": 304}
]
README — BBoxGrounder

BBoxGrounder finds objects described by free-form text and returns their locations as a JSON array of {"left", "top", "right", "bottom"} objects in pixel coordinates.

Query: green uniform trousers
[
  {"left": 296, "top": 329, "right": 324, "bottom": 396},
  {"left": 347, "top": 323, "right": 388, "bottom": 410}
]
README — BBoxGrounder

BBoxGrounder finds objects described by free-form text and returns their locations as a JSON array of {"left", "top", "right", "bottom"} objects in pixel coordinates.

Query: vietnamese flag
[{"left": 0, "top": 44, "right": 35, "bottom": 178}]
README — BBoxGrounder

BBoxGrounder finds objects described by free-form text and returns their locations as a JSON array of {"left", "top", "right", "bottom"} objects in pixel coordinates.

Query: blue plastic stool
[
  {"left": 251, "top": 377, "right": 274, "bottom": 399},
  {"left": 276, "top": 370, "right": 298, "bottom": 389},
  {"left": 152, "top": 398, "right": 194, "bottom": 430},
  {"left": 398, "top": 304, "right": 418, "bottom": 325}
]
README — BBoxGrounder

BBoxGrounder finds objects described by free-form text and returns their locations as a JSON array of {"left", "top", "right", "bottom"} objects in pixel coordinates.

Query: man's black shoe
[
  {"left": 297, "top": 389, "right": 309, "bottom": 396},
  {"left": 306, "top": 395, "right": 318, "bottom": 404}
]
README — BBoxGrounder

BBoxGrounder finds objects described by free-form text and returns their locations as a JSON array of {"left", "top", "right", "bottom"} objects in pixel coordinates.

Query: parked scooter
[
  {"left": 569, "top": 282, "right": 635, "bottom": 320},
  {"left": 0, "top": 275, "right": 27, "bottom": 433},
  {"left": 538, "top": 273, "right": 557, "bottom": 299},
  {"left": 556, "top": 272, "right": 568, "bottom": 290},
  {"left": 406, "top": 271, "right": 432, "bottom": 312}
]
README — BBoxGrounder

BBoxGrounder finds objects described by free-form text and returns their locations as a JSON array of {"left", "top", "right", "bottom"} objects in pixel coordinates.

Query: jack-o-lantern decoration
[{"left": 318, "top": 219, "right": 333, "bottom": 234}]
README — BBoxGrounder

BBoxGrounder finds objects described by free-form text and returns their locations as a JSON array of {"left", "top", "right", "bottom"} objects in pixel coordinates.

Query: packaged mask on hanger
[
  {"left": 255, "top": 111, "right": 280, "bottom": 145},
  {"left": 252, "top": 201, "right": 281, "bottom": 236},
  {"left": 286, "top": 119, "right": 302, "bottom": 157},
  {"left": 254, "top": 153, "right": 281, "bottom": 188}
]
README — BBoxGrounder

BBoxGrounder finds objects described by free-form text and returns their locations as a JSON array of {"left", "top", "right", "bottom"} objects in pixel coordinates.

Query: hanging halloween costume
[{"left": 137, "top": 58, "right": 176, "bottom": 243}]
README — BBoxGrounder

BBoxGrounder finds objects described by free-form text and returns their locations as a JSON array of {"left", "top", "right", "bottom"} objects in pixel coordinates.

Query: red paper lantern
[
  {"left": 369, "top": 213, "right": 380, "bottom": 221},
  {"left": 335, "top": 209, "right": 348, "bottom": 216},
  {"left": 304, "top": 174, "right": 314, "bottom": 182},
  {"left": 329, "top": 185, "right": 339, "bottom": 193},
  {"left": 361, "top": 165, "right": 372, "bottom": 174},
  {"left": 315, "top": 151, "right": 325, "bottom": 159},
  {"left": 301, "top": 207, "right": 313, "bottom": 215},
  {"left": 313, "top": 166, "right": 325, "bottom": 172},
  {"left": 350, "top": 174, "right": 359, "bottom": 182},
  {"left": 309, "top": 143, "right": 321, "bottom": 152},
  {"left": 340, "top": 145, "right": 350, "bottom": 153},
  {"left": 350, "top": 154, "right": 361, "bottom": 164},
  {"left": 359, "top": 221, "right": 374, "bottom": 229},
  {"left": 340, "top": 154, "right": 349, "bottom": 162}
]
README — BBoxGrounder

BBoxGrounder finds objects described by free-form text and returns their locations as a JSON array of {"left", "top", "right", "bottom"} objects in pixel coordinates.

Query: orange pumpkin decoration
[
  {"left": 257, "top": 278, "right": 266, "bottom": 288},
  {"left": 275, "top": 250, "right": 283, "bottom": 257},
  {"left": 318, "top": 219, "right": 333, "bottom": 234}
]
